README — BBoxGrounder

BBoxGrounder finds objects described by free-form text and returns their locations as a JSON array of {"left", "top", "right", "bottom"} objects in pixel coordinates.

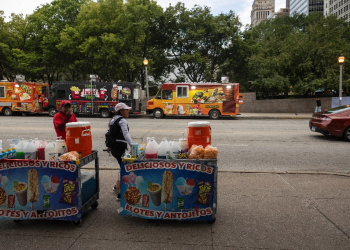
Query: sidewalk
[
  {"left": 1, "top": 170, "right": 349, "bottom": 249},
  {"left": 238, "top": 113, "right": 313, "bottom": 119},
  {"left": 136, "top": 112, "right": 314, "bottom": 119}
]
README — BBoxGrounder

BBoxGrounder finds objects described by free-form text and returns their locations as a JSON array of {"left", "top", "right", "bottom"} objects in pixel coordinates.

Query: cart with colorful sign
[
  {"left": 0, "top": 151, "right": 99, "bottom": 225},
  {"left": 119, "top": 159, "right": 217, "bottom": 223}
]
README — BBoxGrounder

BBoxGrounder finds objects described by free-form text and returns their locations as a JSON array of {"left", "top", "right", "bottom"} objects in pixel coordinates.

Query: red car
[{"left": 309, "top": 105, "right": 350, "bottom": 141}]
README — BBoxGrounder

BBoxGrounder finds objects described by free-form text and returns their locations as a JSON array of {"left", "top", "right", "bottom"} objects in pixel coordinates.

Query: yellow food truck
[
  {"left": 0, "top": 81, "right": 50, "bottom": 116},
  {"left": 146, "top": 82, "right": 244, "bottom": 119}
]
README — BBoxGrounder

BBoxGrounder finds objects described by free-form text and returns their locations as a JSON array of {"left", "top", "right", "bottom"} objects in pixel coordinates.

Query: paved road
[{"left": 0, "top": 114, "right": 348, "bottom": 174}]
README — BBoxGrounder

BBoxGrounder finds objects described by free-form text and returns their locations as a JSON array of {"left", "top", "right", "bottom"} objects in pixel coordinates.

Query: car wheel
[
  {"left": 100, "top": 109, "right": 110, "bottom": 118},
  {"left": 343, "top": 127, "right": 350, "bottom": 141},
  {"left": 2, "top": 107, "right": 13, "bottom": 116},
  {"left": 48, "top": 108, "right": 57, "bottom": 117},
  {"left": 209, "top": 109, "right": 220, "bottom": 119},
  {"left": 153, "top": 109, "right": 164, "bottom": 119}
]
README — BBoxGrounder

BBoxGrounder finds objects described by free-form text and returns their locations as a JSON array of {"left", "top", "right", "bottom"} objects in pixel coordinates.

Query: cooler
[
  {"left": 66, "top": 122, "right": 92, "bottom": 157},
  {"left": 81, "top": 171, "right": 97, "bottom": 205},
  {"left": 187, "top": 121, "right": 211, "bottom": 149}
]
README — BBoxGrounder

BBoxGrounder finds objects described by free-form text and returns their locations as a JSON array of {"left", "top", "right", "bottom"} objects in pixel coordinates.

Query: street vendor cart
[
  {"left": 0, "top": 151, "right": 99, "bottom": 225},
  {"left": 119, "top": 158, "right": 217, "bottom": 223}
]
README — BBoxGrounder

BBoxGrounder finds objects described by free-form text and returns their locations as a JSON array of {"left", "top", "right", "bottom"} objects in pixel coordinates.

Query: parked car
[{"left": 309, "top": 105, "right": 350, "bottom": 141}]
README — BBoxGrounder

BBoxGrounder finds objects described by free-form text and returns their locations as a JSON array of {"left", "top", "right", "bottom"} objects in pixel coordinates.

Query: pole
[
  {"left": 340, "top": 64, "right": 343, "bottom": 107},
  {"left": 91, "top": 79, "right": 94, "bottom": 115},
  {"left": 145, "top": 66, "right": 149, "bottom": 100}
]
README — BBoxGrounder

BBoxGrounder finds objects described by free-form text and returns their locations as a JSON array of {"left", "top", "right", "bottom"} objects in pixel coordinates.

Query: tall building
[
  {"left": 290, "top": 0, "right": 324, "bottom": 16},
  {"left": 326, "top": 0, "right": 350, "bottom": 22},
  {"left": 251, "top": 0, "right": 275, "bottom": 26},
  {"left": 286, "top": 0, "right": 290, "bottom": 8},
  {"left": 267, "top": 8, "right": 290, "bottom": 19}
]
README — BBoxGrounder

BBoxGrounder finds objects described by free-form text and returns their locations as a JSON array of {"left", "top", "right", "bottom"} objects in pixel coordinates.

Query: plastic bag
[
  {"left": 59, "top": 151, "right": 79, "bottom": 161},
  {"left": 204, "top": 145, "right": 218, "bottom": 159},
  {"left": 188, "top": 145, "right": 205, "bottom": 159}
]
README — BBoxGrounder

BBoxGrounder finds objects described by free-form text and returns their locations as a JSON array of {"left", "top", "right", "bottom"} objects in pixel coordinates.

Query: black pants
[{"left": 111, "top": 141, "right": 128, "bottom": 167}]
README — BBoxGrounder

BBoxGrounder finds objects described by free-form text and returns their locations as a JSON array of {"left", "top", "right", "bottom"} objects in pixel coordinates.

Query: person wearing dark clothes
[
  {"left": 315, "top": 98, "right": 321, "bottom": 113},
  {"left": 107, "top": 103, "right": 133, "bottom": 200},
  {"left": 53, "top": 100, "right": 78, "bottom": 140}
]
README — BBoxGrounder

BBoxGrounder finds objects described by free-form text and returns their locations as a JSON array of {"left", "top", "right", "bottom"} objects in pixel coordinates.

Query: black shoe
[
  {"left": 112, "top": 185, "right": 116, "bottom": 192},
  {"left": 116, "top": 193, "right": 121, "bottom": 201}
]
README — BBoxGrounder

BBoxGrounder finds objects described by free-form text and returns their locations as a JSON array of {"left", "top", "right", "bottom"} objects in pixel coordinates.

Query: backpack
[{"left": 105, "top": 117, "right": 123, "bottom": 148}]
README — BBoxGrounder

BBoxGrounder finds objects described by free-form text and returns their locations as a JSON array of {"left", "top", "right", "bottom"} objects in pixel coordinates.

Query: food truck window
[
  {"left": 57, "top": 90, "right": 66, "bottom": 99},
  {"left": 0, "top": 86, "right": 5, "bottom": 98},
  {"left": 176, "top": 86, "right": 188, "bottom": 98},
  {"left": 155, "top": 90, "right": 161, "bottom": 99},
  {"left": 162, "top": 90, "right": 173, "bottom": 100}
]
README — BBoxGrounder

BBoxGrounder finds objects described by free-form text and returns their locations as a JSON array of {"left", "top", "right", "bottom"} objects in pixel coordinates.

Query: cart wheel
[
  {"left": 71, "top": 219, "right": 82, "bottom": 226},
  {"left": 91, "top": 201, "right": 99, "bottom": 209},
  {"left": 13, "top": 220, "right": 23, "bottom": 224},
  {"left": 207, "top": 219, "right": 216, "bottom": 224}
]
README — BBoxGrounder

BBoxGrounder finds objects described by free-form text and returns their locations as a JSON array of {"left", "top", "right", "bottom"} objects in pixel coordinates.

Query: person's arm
[
  {"left": 54, "top": 114, "right": 72, "bottom": 131},
  {"left": 119, "top": 119, "right": 133, "bottom": 145}
]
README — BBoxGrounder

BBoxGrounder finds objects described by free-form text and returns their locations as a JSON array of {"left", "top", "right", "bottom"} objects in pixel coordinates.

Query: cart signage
[
  {"left": 0, "top": 159, "right": 81, "bottom": 221},
  {"left": 120, "top": 160, "right": 216, "bottom": 221}
]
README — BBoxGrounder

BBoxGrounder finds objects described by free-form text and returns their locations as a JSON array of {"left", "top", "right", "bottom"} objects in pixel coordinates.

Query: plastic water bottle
[
  {"left": 38, "top": 140, "right": 48, "bottom": 160},
  {"left": 158, "top": 138, "right": 170, "bottom": 159},
  {"left": 45, "top": 141, "right": 58, "bottom": 161},
  {"left": 23, "top": 140, "right": 37, "bottom": 160},
  {"left": 0, "top": 150, "right": 6, "bottom": 159},
  {"left": 56, "top": 137, "right": 67, "bottom": 157},
  {"left": 33, "top": 138, "right": 41, "bottom": 149},
  {"left": 145, "top": 138, "right": 158, "bottom": 159},
  {"left": 170, "top": 139, "right": 181, "bottom": 159},
  {"left": 15, "top": 138, "right": 26, "bottom": 159},
  {"left": 179, "top": 132, "right": 188, "bottom": 151},
  {"left": 11, "top": 147, "right": 16, "bottom": 158},
  {"left": 6, "top": 149, "right": 12, "bottom": 158}
]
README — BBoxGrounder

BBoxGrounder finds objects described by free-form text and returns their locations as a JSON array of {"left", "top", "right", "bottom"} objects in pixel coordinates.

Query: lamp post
[
  {"left": 143, "top": 58, "right": 149, "bottom": 100},
  {"left": 338, "top": 54, "right": 345, "bottom": 106}
]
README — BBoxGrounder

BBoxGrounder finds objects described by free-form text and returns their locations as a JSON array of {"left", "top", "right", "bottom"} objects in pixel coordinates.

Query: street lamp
[
  {"left": 338, "top": 54, "right": 345, "bottom": 106},
  {"left": 143, "top": 58, "right": 149, "bottom": 100}
]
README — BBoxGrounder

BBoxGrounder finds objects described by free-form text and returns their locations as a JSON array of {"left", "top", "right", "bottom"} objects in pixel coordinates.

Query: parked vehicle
[
  {"left": 146, "top": 82, "right": 244, "bottom": 119},
  {"left": 46, "top": 81, "right": 142, "bottom": 117},
  {"left": 309, "top": 105, "right": 350, "bottom": 141},
  {"left": 0, "top": 81, "right": 50, "bottom": 116}
]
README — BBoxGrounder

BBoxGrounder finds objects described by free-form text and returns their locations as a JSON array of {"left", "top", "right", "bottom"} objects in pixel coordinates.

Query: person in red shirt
[{"left": 53, "top": 100, "right": 78, "bottom": 140}]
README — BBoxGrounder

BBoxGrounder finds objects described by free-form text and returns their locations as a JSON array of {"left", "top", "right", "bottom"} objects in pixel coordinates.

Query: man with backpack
[{"left": 105, "top": 103, "right": 133, "bottom": 200}]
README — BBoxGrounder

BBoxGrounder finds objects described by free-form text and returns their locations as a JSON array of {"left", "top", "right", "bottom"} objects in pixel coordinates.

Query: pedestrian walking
[
  {"left": 315, "top": 98, "right": 321, "bottom": 113},
  {"left": 106, "top": 103, "right": 133, "bottom": 200}
]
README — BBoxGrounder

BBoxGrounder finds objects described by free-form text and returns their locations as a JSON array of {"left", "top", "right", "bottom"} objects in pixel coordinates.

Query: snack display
[
  {"left": 124, "top": 187, "right": 141, "bottom": 205},
  {"left": 189, "top": 145, "right": 205, "bottom": 159},
  {"left": 204, "top": 145, "right": 218, "bottom": 159},
  {"left": 59, "top": 151, "right": 79, "bottom": 161}
]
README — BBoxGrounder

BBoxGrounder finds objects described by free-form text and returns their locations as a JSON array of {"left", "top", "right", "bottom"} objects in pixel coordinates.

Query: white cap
[{"left": 115, "top": 103, "right": 132, "bottom": 112}]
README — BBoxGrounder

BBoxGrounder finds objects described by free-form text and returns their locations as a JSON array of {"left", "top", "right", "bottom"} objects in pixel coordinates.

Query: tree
[{"left": 164, "top": 3, "right": 241, "bottom": 83}]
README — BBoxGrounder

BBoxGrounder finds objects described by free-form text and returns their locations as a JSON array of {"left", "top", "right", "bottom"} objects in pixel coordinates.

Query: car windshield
[{"left": 324, "top": 105, "right": 350, "bottom": 114}]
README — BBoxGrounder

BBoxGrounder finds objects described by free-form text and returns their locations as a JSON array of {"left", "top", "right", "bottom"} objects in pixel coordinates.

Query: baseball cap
[
  {"left": 115, "top": 103, "right": 132, "bottom": 112},
  {"left": 60, "top": 100, "right": 72, "bottom": 108}
]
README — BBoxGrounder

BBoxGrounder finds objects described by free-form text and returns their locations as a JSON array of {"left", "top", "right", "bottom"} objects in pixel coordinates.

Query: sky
[{"left": 0, "top": 0, "right": 286, "bottom": 26}]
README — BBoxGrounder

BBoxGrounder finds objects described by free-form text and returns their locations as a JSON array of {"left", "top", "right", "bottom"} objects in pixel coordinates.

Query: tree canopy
[{"left": 0, "top": 1, "right": 349, "bottom": 97}]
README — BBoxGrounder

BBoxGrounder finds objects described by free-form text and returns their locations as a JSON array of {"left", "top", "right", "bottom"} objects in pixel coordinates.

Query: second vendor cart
[
  {"left": 119, "top": 158, "right": 217, "bottom": 223},
  {"left": 0, "top": 151, "right": 99, "bottom": 225}
]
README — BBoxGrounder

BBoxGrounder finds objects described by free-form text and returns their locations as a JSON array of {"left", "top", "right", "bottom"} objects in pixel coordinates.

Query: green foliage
[{"left": 243, "top": 13, "right": 350, "bottom": 96}]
